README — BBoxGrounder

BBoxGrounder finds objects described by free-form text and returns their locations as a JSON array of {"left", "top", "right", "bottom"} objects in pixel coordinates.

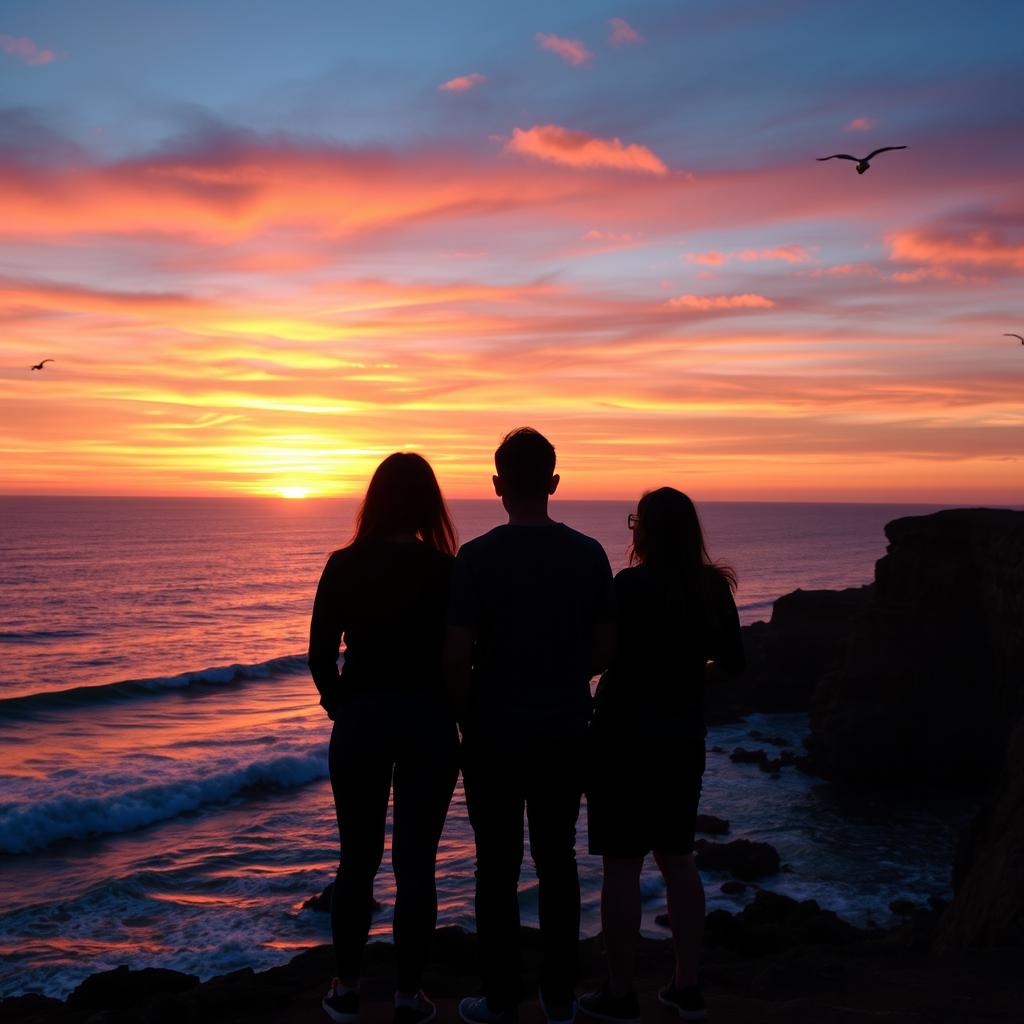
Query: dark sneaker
[
  {"left": 539, "top": 990, "right": 578, "bottom": 1024},
  {"left": 323, "top": 979, "right": 360, "bottom": 1023},
  {"left": 394, "top": 991, "right": 437, "bottom": 1024},
  {"left": 658, "top": 982, "right": 706, "bottom": 1021},
  {"left": 458, "top": 995, "right": 518, "bottom": 1024},
  {"left": 579, "top": 988, "right": 640, "bottom": 1024}
]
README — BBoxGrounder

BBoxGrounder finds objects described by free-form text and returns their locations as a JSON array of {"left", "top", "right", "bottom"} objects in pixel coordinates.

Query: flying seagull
[
  {"left": 30, "top": 359, "right": 54, "bottom": 371},
  {"left": 817, "top": 146, "right": 907, "bottom": 174},
  {"left": 1005, "top": 333, "right": 1024, "bottom": 344}
]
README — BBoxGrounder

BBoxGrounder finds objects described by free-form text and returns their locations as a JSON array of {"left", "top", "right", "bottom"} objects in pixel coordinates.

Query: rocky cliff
[{"left": 805, "top": 508, "right": 1024, "bottom": 786}]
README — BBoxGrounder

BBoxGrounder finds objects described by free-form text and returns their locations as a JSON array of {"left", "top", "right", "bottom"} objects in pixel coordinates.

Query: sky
[{"left": 1, "top": 0, "right": 1022, "bottom": 501}]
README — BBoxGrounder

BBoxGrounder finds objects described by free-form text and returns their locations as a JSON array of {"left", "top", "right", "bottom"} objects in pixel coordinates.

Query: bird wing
[
  {"left": 1004, "top": 334, "right": 1024, "bottom": 342},
  {"left": 41, "top": 358, "right": 53, "bottom": 364},
  {"left": 865, "top": 146, "right": 907, "bottom": 160},
  {"left": 816, "top": 154, "right": 858, "bottom": 161}
]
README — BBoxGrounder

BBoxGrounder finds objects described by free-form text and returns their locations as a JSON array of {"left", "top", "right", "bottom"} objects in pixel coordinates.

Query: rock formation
[{"left": 806, "top": 508, "right": 1024, "bottom": 786}]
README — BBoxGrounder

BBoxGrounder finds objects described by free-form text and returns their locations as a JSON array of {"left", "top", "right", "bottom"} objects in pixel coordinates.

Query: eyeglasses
[{"left": 627, "top": 513, "right": 639, "bottom": 530}]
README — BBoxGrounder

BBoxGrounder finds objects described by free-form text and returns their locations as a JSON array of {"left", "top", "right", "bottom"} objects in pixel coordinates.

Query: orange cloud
[
  {"left": 845, "top": 117, "right": 876, "bottom": 131},
  {"left": 738, "top": 245, "right": 809, "bottom": 263},
  {"left": 688, "top": 251, "right": 727, "bottom": 266},
  {"left": 583, "top": 229, "right": 636, "bottom": 242},
  {"left": 888, "top": 227, "right": 1024, "bottom": 272},
  {"left": 0, "top": 33, "right": 58, "bottom": 65},
  {"left": 665, "top": 293, "right": 775, "bottom": 310},
  {"left": 688, "top": 245, "right": 808, "bottom": 266},
  {"left": 506, "top": 124, "right": 667, "bottom": 175},
  {"left": 536, "top": 32, "right": 592, "bottom": 66},
  {"left": 609, "top": 17, "right": 642, "bottom": 45},
  {"left": 439, "top": 72, "right": 487, "bottom": 92}
]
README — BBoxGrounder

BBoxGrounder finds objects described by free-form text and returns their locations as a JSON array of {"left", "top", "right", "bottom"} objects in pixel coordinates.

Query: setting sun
[{"left": 279, "top": 487, "right": 310, "bottom": 500}]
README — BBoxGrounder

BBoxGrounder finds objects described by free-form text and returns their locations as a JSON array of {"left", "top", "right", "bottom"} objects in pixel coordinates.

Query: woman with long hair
[
  {"left": 581, "top": 488, "right": 744, "bottom": 1024},
  {"left": 309, "top": 453, "right": 459, "bottom": 1024}
]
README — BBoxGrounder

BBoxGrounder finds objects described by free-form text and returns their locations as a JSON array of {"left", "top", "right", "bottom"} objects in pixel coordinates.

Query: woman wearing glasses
[{"left": 581, "top": 489, "right": 744, "bottom": 1024}]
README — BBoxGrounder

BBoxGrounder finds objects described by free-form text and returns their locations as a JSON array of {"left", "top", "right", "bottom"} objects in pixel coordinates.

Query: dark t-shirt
[
  {"left": 308, "top": 540, "right": 454, "bottom": 715},
  {"left": 594, "top": 563, "right": 744, "bottom": 740},
  {"left": 448, "top": 522, "right": 614, "bottom": 744}
]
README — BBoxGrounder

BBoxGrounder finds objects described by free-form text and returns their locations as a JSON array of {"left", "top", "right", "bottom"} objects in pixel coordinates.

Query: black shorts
[{"left": 585, "top": 732, "right": 705, "bottom": 858}]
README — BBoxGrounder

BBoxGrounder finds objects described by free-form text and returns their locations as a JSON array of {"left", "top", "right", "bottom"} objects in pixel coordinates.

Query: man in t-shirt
[{"left": 446, "top": 428, "right": 614, "bottom": 1024}]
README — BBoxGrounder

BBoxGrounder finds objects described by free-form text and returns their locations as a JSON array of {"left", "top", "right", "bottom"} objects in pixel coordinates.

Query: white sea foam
[{"left": 0, "top": 745, "right": 328, "bottom": 854}]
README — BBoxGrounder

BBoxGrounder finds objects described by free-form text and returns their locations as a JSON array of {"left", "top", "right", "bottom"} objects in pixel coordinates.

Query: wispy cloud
[
  {"left": 687, "top": 245, "right": 809, "bottom": 265},
  {"left": 506, "top": 124, "right": 667, "bottom": 174},
  {"left": 439, "top": 72, "right": 487, "bottom": 92},
  {"left": 0, "top": 33, "right": 60, "bottom": 65},
  {"left": 608, "top": 17, "right": 642, "bottom": 45},
  {"left": 536, "top": 32, "right": 592, "bottom": 66},
  {"left": 845, "top": 117, "right": 876, "bottom": 131},
  {"left": 665, "top": 293, "right": 775, "bottom": 310}
]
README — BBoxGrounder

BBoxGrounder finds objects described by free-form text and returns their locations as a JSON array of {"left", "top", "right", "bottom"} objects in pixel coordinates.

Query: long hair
[
  {"left": 629, "top": 487, "right": 736, "bottom": 592},
  {"left": 349, "top": 453, "right": 457, "bottom": 556}
]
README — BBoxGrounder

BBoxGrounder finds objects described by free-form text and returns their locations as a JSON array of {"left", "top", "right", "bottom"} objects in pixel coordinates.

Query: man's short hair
[{"left": 494, "top": 427, "right": 556, "bottom": 498}]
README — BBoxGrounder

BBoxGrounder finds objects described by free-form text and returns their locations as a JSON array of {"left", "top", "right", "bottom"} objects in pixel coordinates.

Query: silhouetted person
[
  {"left": 580, "top": 488, "right": 744, "bottom": 1024},
  {"left": 309, "top": 453, "right": 460, "bottom": 1024},
  {"left": 446, "top": 428, "right": 614, "bottom": 1024}
]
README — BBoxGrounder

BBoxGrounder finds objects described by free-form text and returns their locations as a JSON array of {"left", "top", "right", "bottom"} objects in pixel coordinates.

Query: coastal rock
[
  {"left": 67, "top": 964, "right": 199, "bottom": 1011},
  {"left": 806, "top": 509, "right": 1024, "bottom": 785},
  {"left": 303, "top": 882, "right": 382, "bottom": 914},
  {"left": 729, "top": 747, "right": 767, "bottom": 764},
  {"left": 740, "top": 586, "right": 872, "bottom": 710},
  {"left": 704, "top": 890, "right": 861, "bottom": 956},
  {"left": 695, "top": 813, "right": 730, "bottom": 835},
  {"left": 936, "top": 717, "right": 1024, "bottom": 949},
  {"left": 720, "top": 880, "right": 747, "bottom": 895},
  {"left": 695, "top": 839, "right": 780, "bottom": 880}
]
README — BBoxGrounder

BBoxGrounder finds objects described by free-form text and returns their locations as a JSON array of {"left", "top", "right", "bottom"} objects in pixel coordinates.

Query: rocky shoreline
[
  {"left": 3, "top": 904, "right": 1022, "bottom": 1023},
  {"left": 3, "top": 508, "right": 1021, "bottom": 1022}
]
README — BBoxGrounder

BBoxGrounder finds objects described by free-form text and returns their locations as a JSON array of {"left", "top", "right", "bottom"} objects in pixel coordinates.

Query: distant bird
[
  {"left": 30, "top": 359, "right": 54, "bottom": 371},
  {"left": 1005, "top": 333, "right": 1024, "bottom": 345},
  {"left": 817, "top": 146, "right": 907, "bottom": 174}
]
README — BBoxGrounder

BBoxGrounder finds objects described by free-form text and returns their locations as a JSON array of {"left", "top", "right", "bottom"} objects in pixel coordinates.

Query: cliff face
[
  {"left": 936, "top": 717, "right": 1024, "bottom": 949},
  {"left": 805, "top": 508, "right": 1024, "bottom": 786}
]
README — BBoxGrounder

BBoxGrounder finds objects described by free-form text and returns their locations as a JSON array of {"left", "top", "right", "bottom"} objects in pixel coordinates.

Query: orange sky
[{"left": 2, "top": 7, "right": 1022, "bottom": 502}]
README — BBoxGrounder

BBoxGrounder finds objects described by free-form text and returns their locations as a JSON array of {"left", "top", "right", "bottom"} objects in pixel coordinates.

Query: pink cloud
[
  {"left": 0, "top": 33, "right": 59, "bottom": 65},
  {"left": 536, "top": 32, "right": 593, "bottom": 66},
  {"left": 688, "top": 245, "right": 809, "bottom": 266},
  {"left": 845, "top": 117, "right": 876, "bottom": 132},
  {"left": 807, "top": 263, "right": 882, "bottom": 278},
  {"left": 665, "top": 293, "right": 775, "bottom": 310},
  {"left": 506, "top": 124, "right": 667, "bottom": 175},
  {"left": 688, "top": 251, "right": 727, "bottom": 266},
  {"left": 583, "top": 229, "right": 636, "bottom": 242},
  {"left": 738, "top": 245, "right": 809, "bottom": 263},
  {"left": 888, "top": 225, "right": 1024, "bottom": 272},
  {"left": 608, "top": 17, "right": 642, "bottom": 45},
  {"left": 439, "top": 72, "right": 487, "bottom": 93}
]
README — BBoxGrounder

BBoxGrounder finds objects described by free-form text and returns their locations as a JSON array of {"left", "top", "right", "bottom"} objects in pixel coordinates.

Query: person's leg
[
  {"left": 329, "top": 710, "right": 393, "bottom": 986},
  {"left": 391, "top": 707, "right": 459, "bottom": 996},
  {"left": 463, "top": 741, "right": 527, "bottom": 1012},
  {"left": 652, "top": 851, "right": 704, "bottom": 989},
  {"left": 525, "top": 740, "right": 583, "bottom": 1007},
  {"left": 599, "top": 856, "right": 645, "bottom": 996}
]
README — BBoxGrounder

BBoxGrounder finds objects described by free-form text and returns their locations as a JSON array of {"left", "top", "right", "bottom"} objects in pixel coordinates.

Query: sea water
[{"left": 0, "top": 498, "right": 976, "bottom": 998}]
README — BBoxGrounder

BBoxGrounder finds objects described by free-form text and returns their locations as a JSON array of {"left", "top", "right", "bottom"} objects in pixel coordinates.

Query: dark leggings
[{"left": 328, "top": 691, "right": 459, "bottom": 992}]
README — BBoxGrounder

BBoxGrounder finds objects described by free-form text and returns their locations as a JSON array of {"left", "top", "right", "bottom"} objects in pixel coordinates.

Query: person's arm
[
  {"left": 444, "top": 625, "right": 474, "bottom": 721},
  {"left": 590, "top": 546, "right": 616, "bottom": 675},
  {"left": 707, "top": 574, "right": 745, "bottom": 677},
  {"left": 444, "top": 547, "right": 479, "bottom": 722},
  {"left": 308, "top": 553, "right": 345, "bottom": 718}
]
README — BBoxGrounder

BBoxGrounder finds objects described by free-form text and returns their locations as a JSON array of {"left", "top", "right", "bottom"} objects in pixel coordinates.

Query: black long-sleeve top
[
  {"left": 594, "top": 563, "right": 744, "bottom": 739},
  {"left": 308, "top": 540, "right": 454, "bottom": 717}
]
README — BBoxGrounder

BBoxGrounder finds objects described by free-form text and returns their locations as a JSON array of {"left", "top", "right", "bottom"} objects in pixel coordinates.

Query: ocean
[{"left": 0, "top": 497, "right": 976, "bottom": 998}]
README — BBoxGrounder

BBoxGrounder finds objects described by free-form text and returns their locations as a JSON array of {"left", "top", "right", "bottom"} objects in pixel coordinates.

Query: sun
[{"left": 279, "top": 486, "right": 310, "bottom": 499}]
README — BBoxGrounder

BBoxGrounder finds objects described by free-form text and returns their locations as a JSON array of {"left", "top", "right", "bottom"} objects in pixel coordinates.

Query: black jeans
[
  {"left": 329, "top": 690, "right": 459, "bottom": 991},
  {"left": 462, "top": 734, "right": 585, "bottom": 1010}
]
